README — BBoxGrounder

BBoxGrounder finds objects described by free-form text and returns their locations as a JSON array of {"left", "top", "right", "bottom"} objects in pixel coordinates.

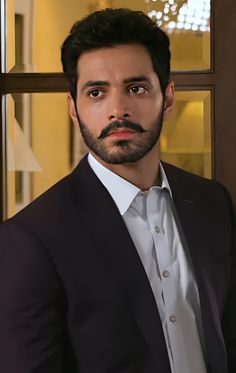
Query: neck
[{"left": 91, "top": 144, "right": 160, "bottom": 191}]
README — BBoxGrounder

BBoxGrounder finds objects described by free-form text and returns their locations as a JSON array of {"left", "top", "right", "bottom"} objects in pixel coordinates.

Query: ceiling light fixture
[{"left": 145, "top": 0, "right": 210, "bottom": 33}]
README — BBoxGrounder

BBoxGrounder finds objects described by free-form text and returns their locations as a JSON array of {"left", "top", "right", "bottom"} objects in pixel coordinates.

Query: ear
[
  {"left": 163, "top": 80, "right": 174, "bottom": 121},
  {"left": 68, "top": 93, "right": 79, "bottom": 125}
]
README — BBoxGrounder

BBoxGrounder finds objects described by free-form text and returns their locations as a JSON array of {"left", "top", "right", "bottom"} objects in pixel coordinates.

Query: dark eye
[
  {"left": 88, "top": 89, "right": 105, "bottom": 98},
  {"left": 129, "top": 86, "right": 147, "bottom": 95}
]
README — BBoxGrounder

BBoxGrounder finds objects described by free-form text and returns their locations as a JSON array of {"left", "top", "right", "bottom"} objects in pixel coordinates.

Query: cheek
[
  {"left": 77, "top": 96, "right": 104, "bottom": 117},
  {"left": 77, "top": 101, "right": 108, "bottom": 134},
  {"left": 136, "top": 100, "right": 163, "bottom": 121}
]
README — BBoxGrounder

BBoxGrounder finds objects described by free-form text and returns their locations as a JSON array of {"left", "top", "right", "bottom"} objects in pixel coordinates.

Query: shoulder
[
  {"left": 12, "top": 172, "right": 74, "bottom": 221},
  {"left": 162, "top": 162, "right": 234, "bottom": 223},
  {"left": 0, "top": 165, "right": 81, "bottom": 238},
  {"left": 162, "top": 161, "right": 230, "bottom": 198},
  {"left": 0, "top": 154, "right": 100, "bottom": 245}
]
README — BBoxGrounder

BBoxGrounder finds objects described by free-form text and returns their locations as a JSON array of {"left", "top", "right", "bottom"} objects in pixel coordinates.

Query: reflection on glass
[
  {"left": 6, "top": 93, "right": 87, "bottom": 218},
  {"left": 146, "top": 0, "right": 210, "bottom": 33},
  {"left": 146, "top": 0, "right": 211, "bottom": 70},
  {"left": 160, "top": 90, "right": 211, "bottom": 178},
  {"left": 6, "top": 0, "right": 211, "bottom": 73}
]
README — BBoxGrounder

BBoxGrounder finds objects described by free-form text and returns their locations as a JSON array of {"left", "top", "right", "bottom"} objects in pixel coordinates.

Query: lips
[{"left": 107, "top": 128, "right": 136, "bottom": 138}]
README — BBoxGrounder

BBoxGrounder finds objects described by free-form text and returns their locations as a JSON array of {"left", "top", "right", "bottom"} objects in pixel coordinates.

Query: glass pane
[
  {"left": 6, "top": 0, "right": 211, "bottom": 73},
  {"left": 160, "top": 90, "right": 211, "bottom": 178},
  {"left": 146, "top": 0, "right": 211, "bottom": 71},
  {"left": 6, "top": 93, "right": 87, "bottom": 218}
]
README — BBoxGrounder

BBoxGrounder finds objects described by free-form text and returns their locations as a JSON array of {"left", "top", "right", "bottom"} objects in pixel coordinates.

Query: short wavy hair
[{"left": 61, "top": 8, "right": 171, "bottom": 99}]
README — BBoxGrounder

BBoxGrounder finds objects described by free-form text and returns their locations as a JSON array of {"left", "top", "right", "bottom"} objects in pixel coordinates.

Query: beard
[{"left": 77, "top": 107, "right": 164, "bottom": 165}]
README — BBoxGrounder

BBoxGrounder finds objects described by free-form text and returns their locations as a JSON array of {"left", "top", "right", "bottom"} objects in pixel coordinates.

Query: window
[{"left": 1, "top": 0, "right": 236, "bottom": 220}]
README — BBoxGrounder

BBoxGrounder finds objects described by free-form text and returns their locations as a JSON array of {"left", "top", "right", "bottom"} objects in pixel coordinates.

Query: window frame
[{"left": 1, "top": 1, "right": 236, "bottom": 221}]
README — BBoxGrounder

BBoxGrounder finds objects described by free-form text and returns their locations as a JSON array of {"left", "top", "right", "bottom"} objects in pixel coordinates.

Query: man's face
[{"left": 69, "top": 43, "right": 173, "bottom": 165}]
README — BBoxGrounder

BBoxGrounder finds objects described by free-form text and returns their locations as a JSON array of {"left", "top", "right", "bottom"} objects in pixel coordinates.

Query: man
[{"left": 0, "top": 8, "right": 235, "bottom": 373}]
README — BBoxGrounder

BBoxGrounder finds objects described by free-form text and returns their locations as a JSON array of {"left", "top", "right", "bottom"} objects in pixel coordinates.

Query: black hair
[{"left": 61, "top": 8, "right": 171, "bottom": 100}]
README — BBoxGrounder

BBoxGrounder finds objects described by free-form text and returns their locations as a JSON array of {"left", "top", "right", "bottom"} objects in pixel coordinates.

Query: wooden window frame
[{"left": 0, "top": 1, "right": 236, "bottom": 221}]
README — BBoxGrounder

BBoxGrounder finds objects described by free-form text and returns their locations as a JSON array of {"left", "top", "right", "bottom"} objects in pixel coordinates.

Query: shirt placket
[
  {"left": 147, "top": 190, "right": 207, "bottom": 373},
  {"left": 146, "top": 189, "right": 183, "bottom": 372}
]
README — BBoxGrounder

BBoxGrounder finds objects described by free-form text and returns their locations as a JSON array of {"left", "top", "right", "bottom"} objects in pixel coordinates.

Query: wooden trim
[
  {"left": 0, "top": 72, "right": 215, "bottom": 94},
  {"left": 0, "top": 1, "right": 5, "bottom": 221},
  {"left": 170, "top": 73, "right": 215, "bottom": 87},
  {"left": 213, "top": 0, "right": 236, "bottom": 208},
  {"left": 0, "top": 95, "right": 7, "bottom": 221},
  {"left": 0, "top": 97, "right": 4, "bottom": 221},
  {"left": 0, "top": 73, "right": 69, "bottom": 94}
]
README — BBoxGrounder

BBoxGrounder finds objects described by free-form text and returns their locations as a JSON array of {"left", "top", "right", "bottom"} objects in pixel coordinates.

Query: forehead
[{"left": 77, "top": 43, "right": 157, "bottom": 83}]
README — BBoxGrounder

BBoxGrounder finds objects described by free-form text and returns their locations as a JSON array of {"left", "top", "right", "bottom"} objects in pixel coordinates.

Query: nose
[{"left": 108, "top": 92, "right": 131, "bottom": 121}]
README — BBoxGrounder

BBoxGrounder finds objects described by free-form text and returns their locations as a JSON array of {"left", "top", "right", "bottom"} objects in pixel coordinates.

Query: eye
[
  {"left": 128, "top": 86, "right": 147, "bottom": 95},
  {"left": 88, "top": 89, "right": 105, "bottom": 98}
]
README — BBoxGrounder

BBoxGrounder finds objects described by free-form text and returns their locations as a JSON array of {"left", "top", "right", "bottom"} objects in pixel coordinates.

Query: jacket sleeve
[
  {"left": 222, "top": 206, "right": 236, "bottom": 373},
  {"left": 0, "top": 220, "right": 65, "bottom": 373}
]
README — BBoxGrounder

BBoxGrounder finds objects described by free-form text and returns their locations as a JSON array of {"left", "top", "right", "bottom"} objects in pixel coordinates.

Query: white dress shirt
[{"left": 88, "top": 153, "right": 208, "bottom": 373}]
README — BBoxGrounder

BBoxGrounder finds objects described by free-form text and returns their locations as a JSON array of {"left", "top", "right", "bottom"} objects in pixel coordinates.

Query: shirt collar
[{"left": 88, "top": 153, "right": 172, "bottom": 215}]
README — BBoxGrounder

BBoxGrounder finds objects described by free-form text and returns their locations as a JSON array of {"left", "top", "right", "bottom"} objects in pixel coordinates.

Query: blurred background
[{"left": 1, "top": 0, "right": 235, "bottom": 219}]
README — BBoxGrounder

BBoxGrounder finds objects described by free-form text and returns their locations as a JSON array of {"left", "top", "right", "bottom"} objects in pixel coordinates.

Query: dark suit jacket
[{"left": 0, "top": 156, "right": 235, "bottom": 373}]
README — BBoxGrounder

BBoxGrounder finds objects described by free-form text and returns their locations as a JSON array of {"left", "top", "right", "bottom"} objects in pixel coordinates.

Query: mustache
[{"left": 98, "top": 120, "right": 147, "bottom": 139}]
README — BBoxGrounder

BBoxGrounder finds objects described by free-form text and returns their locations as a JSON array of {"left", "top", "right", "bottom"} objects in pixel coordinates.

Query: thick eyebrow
[
  {"left": 80, "top": 80, "right": 110, "bottom": 93},
  {"left": 123, "top": 76, "right": 153, "bottom": 86}
]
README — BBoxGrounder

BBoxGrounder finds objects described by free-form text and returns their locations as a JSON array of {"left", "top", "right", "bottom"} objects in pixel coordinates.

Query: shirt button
[
  {"left": 162, "top": 270, "right": 170, "bottom": 278},
  {"left": 169, "top": 315, "right": 177, "bottom": 323},
  {"left": 155, "top": 226, "right": 160, "bottom": 233}
]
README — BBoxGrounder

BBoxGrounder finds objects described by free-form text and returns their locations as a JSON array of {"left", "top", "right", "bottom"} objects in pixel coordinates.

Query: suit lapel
[{"left": 71, "top": 157, "right": 171, "bottom": 370}]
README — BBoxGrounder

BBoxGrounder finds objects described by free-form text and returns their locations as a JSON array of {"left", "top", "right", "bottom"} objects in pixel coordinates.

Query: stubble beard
[{"left": 77, "top": 108, "right": 164, "bottom": 165}]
